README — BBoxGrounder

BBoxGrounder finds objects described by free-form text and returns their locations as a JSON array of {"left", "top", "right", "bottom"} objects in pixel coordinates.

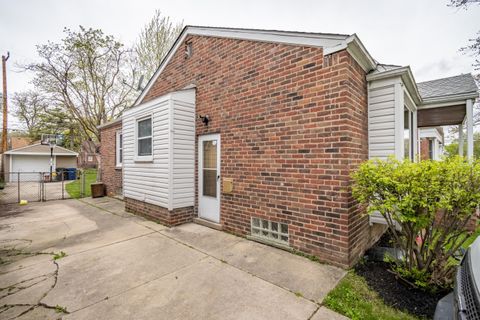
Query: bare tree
[
  {"left": 11, "top": 90, "right": 47, "bottom": 139},
  {"left": 23, "top": 26, "right": 137, "bottom": 141},
  {"left": 134, "top": 10, "right": 183, "bottom": 80}
]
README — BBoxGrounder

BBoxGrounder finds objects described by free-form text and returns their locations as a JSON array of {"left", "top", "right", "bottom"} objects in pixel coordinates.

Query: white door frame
[{"left": 198, "top": 133, "right": 221, "bottom": 223}]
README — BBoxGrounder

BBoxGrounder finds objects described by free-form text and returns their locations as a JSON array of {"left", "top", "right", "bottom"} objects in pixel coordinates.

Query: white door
[{"left": 198, "top": 134, "right": 221, "bottom": 223}]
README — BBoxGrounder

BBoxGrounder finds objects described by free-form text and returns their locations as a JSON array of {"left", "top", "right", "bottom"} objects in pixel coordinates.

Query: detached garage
[{"left": 4, "top": 144, "right": 78, "bottom": 182}]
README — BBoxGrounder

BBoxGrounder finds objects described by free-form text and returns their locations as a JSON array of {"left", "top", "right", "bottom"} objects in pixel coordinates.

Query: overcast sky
[{"left": 0, "top": 0, "right": 479, "bottom": 129}]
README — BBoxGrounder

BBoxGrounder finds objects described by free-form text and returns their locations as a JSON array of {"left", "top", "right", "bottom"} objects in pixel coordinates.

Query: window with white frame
[
  {"left": 137, "top": 117, "right": 152, "bottom": 157},
  {"left": 116, "top": 131, "right": 123, "bottom": 167}
]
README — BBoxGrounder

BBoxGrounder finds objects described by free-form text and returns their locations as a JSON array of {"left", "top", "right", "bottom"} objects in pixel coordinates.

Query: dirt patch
[{"left": 354, "top": 260, "right": 446, "bottom": 319}]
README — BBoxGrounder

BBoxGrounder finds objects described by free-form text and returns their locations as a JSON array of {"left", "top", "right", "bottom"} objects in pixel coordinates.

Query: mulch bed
[
  {"left": 354, "top": 261, "right": 447, "bottom": 318},
  {"left": 356, "top": 232, "right": 449, "bottom": 320}
]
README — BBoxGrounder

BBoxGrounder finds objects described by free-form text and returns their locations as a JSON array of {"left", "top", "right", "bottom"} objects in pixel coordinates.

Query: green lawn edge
[
  {"left": 323, "top": 270, "right": 420, "bottom": 320},
  {"left": 65, "top": 169, "right": 97, "bottom": 198}
]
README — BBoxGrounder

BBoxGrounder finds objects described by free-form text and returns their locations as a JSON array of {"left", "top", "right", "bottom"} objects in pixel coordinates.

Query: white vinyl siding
[
  {"left": 122, "top": 89, "right": 195, "bottom": 211},
  {"left": 368, "top": 82, "right": 396, "bottom": 159},
  {"left": 172, "top": 97, "right": 195, "bottom": 209}
]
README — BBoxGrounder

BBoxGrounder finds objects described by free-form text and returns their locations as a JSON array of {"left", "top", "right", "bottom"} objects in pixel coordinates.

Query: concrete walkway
[{"left": 0, "top": 197, "right": 347, "bottom": 320}]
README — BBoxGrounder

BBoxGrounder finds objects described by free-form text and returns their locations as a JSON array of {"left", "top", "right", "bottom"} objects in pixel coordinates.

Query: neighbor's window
[
  {"left": 87, "top": 155, "right": 93, "bottom": 162},
  {"left": 404, "top": 107, "right": 414, "bottom": 160},
  {"left": 137, "top": 117, "right": 152, "bottom": 157},
  {"left": 116, "top": 131, "right": 123, "bottom": 167}
]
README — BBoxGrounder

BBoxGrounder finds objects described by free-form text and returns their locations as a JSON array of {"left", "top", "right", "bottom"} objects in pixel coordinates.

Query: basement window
[{"left": 251, "top": 217, "right": 289, "bottom": 245}]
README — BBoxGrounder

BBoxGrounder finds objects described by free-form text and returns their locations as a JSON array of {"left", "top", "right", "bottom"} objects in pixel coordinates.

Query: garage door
[{"left": 10, "top": 155, "right": 53, "bottom": 182}]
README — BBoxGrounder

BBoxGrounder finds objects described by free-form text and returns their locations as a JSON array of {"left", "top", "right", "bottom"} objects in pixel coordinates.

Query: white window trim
[
  {"left": 116, "top": 130, "right": 123, "bottom": 168},
  {"left": 135, "top": 115, "right": 153, "bottom": 162}
]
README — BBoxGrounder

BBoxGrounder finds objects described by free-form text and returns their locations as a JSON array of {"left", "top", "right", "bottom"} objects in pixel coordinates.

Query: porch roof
[
  {"left": 417, "top": 73, "right": 478, "bottom": 102},
  {"left": 416, "top": 74, "right": 478, "bottom": 128}
]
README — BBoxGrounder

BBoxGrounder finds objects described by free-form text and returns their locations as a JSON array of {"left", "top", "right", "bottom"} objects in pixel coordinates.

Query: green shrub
[{"left": 352, "top": 156, "right": 480, "bottom": 289}]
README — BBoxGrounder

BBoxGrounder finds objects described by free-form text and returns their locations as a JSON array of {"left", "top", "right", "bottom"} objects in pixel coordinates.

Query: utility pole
[{"left": 1, "top": 52, "right": 9, "bottom": 180}]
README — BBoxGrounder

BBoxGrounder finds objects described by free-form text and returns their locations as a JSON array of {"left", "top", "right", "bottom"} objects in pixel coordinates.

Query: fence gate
[{"left": 0, "top": 170, "right": 83, "bottom": 205}]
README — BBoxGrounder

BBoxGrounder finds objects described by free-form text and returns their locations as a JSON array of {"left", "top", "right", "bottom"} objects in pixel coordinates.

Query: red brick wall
[
  {"left": 140, "top": 35, "right": 374, "bottom": 267},
  {"left": 125, "top": 197, "right": 194, "bottom": 226},
  {"left": 99, "top": 122, "right": 123, "bottom": 196},
  {"left": 420, "top": 138, "right": 430, "bottom": 160}
]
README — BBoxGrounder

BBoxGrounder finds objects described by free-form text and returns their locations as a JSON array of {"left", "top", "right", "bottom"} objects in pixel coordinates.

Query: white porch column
[
  {"left": 413, "top": 110, "right": 418, "bottom": 161},
  {"left": 466, "top": 99, "right": 474, "bottom": 159},
  {"left": 459, "top": 124, "right": 464, "bottom": 156}
]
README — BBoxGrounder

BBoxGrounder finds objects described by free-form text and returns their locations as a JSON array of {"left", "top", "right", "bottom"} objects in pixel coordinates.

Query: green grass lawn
[
  {"left": 324, "top": 271, "right": 419, "bottom": 320},
  {"left": 65, "top": 169, "right": 97, "bottom": 198}
]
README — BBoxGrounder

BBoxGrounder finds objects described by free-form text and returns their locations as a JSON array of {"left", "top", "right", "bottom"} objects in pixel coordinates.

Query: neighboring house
[
  {"left": 419, "top": 127, "right": 444, "bottom": 160},
  {"left": 9, "top": 136, "right": 33, "bottom": 150},
  {"left": 77, "top": 139, "right": 99, "bottom": 168},
  {"left": 99, "top": 26, "right": 479, "bottom": 267},
  {"left": 3, "top": 143, "right": 78, "bottom": 182}
]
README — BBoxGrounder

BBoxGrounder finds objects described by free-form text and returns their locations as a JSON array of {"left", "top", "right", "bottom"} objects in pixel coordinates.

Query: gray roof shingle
[{"left": 417, "top": 73, "right": 478, "bottom": 100}]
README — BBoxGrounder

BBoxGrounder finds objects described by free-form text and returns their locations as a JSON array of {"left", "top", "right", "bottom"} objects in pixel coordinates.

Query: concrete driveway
[
  {"left": 0, "top": 197, "right": 347, "bottom": 320},
  {"left": 0, "top": 181, "right": 70, "bottom": 204}
]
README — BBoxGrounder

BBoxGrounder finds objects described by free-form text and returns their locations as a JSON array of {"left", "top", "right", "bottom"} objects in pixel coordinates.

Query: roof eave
[
  {"left": 344, "top": 34, "right": 377, "bottom": 72},
  {"left": 97, "top": 117, "right": 123, "bottom": 130},
  {"left": 366, "top": 66, "right": 422, "bottom": 105},
  {"left": 420, "top": 91, "right": 479, "bottom": 106}
]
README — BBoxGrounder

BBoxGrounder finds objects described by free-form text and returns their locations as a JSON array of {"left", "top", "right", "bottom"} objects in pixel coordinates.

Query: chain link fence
[{"left": 0, "top": 169, "right": 97, "bottom": 205}]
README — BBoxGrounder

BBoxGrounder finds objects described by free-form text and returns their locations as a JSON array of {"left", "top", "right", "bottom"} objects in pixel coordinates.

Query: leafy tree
[
  {"left": 11, "top": 91, "right": 82, "bottom": 149},
  {"left": 444, "top": 132, "right": 480, "bottom": 158},
  {"left": 134, "top": 10, "right": 183, "bottom": 81},
  {"left": 352, "top": 157, "right": 480, "bottom": 289},
  {"left": 23, "top": 26, "right": 137, "bottom": 141}
]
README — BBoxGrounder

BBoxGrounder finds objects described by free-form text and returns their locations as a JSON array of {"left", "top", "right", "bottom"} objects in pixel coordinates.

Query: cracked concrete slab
[
  {"left": 163, "top": 223, "right": 345, "bottom": 303},
  {"left": 42, "top": 232, "right": 206, "bottom": 312},
  {"left": 0, "top": 198, "right": 348, "bottom": 319},
  {"left": 160, "top": 223, "right": 243, "bottom": 256},
  {"left": 66, "top": 257, "right": 318, "bottom": 320}
]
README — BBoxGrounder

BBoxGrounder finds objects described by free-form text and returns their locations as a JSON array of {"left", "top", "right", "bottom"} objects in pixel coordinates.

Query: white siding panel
[
  {"left": 123, "top": 97, "right": 172, "bottom": 209},
  {"left": 172, "top": 94, "right": 195, "bottom": 209},
  {"left": 368, "top": 83, "right": 396, "bottom": 159},
  {"left": 123, "top": 88, "right": 195, "bottom": 210}
]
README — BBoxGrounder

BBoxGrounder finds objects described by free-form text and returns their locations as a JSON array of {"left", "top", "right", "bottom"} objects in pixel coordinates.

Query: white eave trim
[
  {"left": 134, "top": 26, "right": 355, "bottom": 106},
  {"left": 6, "top": 152, "right": 78, "bottom": 156},
  {"left": 97, "top": 117, "right": 122, "bottom": 130},
  {"left": 367, "top": 66, "right": 422, "bottom": 105},
  {"left": 323, "top": 34, "right": 377, "bottom": 72},
  {"left": 4, "top": 143, "right": 78, "bottom": 156},
  {"left": 420, "top": 91, "right": 479, "bottom": 106}
]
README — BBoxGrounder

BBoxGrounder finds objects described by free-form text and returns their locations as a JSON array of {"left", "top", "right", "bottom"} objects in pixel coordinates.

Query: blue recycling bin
[{"left": 66, "top": 168, "right": 77, "bottom": 180}]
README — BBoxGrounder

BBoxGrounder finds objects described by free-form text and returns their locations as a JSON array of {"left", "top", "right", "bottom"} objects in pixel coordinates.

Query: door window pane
[
  {"left": 202, "top": 140, "right": 217, "bottom": 197},
  {"left": 203, "top": 169, "right": 217, "bottom": 197},
  {"left": 203, "top": 141, "right": 217, "bottom": 168}
]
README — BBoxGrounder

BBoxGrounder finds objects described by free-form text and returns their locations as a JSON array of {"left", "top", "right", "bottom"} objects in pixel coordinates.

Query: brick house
[
  {"left": 99, "top": 26, "right": 479, "bottom": 267},
  {"left": 77, "top": 139, "right": 99, "bottom": 168},
  {"left": 98, "top": 118, "right": 123, "bottom": 196},
  {"left": 419, "top": 127, "right": 444, "bottom": 160}
]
